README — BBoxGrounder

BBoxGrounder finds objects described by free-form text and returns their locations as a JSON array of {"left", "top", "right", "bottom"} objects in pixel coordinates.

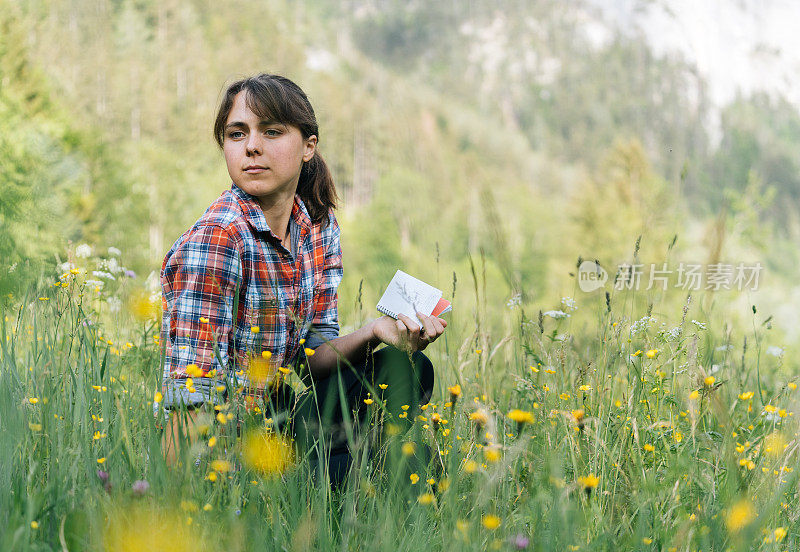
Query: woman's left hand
[{"left": 371, "top": 311, "right": 447, "bottom": 353}]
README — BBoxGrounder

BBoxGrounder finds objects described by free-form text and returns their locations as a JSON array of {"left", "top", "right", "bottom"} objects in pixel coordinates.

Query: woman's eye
[
  {"left": 265, "top": 129, "right": 281, "bottom": 137},
  {"left": 229, "top": 131, "right": 245, "bottom": 139}
]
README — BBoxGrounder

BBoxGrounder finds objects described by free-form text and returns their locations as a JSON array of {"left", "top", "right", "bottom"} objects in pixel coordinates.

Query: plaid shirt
[{"left": 158, "top": 183, "right": 342, "bottom": 409}]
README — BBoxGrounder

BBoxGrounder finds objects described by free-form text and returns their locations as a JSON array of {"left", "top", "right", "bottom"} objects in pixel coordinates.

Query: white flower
[
  {"left": 766, "top": 346, "right": 784, "bottom": 357},
  {"left": 561, "top": 296, "right": 577, "bottom": 312},
  {"left": 106, "top": 296, "right": 122, "bottom": 313},
  {"left": 75, "top": 244, "right": 92, "bottom": 258},
  {"left": 691, "top": 320, "right": 707, "bottom": 330},
  {"left": 663, "top": 326, "right": 682, "bottom": 342},
  {"left": 710, "top": 364, "right": 721, "bottom": 374},
  {"left": 84, "top": 279, "right": 105, "bottom": 288},
  {"left": 92, "top": 270, "right": 116, "bottom": 281},
  {"left": 57, "top": 261, "right": 75, "bottom": 273},
  {"left": 506, "top": 293, "right": 522, "bottom": 309},
  {"left": 543, "top": 310, "right": 569, "bottom": 319},
  {"left": 715, "top": 344, "right": 733, "bottom": 352},
  {"left": 108, "top": 246, "right": 122, "bottom": 256},
  {"left": 106, "top": 257, "right": 122, "bottom": 274},
  {"left": 630, "top": 316, "right": 656, "bottom": 336}
]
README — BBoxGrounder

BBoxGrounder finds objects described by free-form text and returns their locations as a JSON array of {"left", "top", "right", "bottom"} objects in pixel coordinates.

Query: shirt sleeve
[
  {"left": 304, "top": 322, "right": 340, "bottom": 350},
  {"left": 158, "top": 224, "right": 242, "bottom": 411},
  {"left": 309, "top": 214, "right": 343, "bottom": 340}
]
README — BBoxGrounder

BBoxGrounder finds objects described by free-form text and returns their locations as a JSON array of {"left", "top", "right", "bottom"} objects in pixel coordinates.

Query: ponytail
[{"left": 298, "top": 150, "right": 338, "bottom": 228}]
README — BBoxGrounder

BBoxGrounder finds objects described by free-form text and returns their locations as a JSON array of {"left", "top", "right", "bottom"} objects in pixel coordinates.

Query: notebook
[{"left": 376, "top": 270, "right": 452, "bottom": 329}]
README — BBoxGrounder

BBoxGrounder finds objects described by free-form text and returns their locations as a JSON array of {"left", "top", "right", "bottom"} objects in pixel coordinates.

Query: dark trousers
[{"left": 290, "top": 346, "right": 434, "bottom": 486}]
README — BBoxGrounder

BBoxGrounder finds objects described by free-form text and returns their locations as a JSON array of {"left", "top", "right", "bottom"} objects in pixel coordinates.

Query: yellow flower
[
  {"left": 469, "top": 410, "right": 489, "bottom": 425},
  {"left": 571, "top": 409, "right": 585, "bottom": 422},
  {"left": 674, "top": 432, "right": 683, "bottom": 443},
  {"left": 789, "top": 383, "right": 797, "bottom": 391},
  {"left": 409, "top": 473, "right": 419, "bottom": 484},
  {"left": 739, "top": 458, "right": 755, "bottom": 470},
  {"left": 401, "top": 442, "right": 416, "bottom": 456},
  {"left": 764, "top": 405, "right": 777, "bottom": 413},
  {"left": 242, "top": 429, "right": 294, "bottom": 476},
  {"left": 304, "top": 348, "right": 315, "bottom": 356},
  {"left": 481, "top": 514, "right": 501, "bottom": 530},
  {"left": 153, "top": 392, "right": 163, "bottom": 403},
  {"left": 474, "top": 349, "right": 482, "bottom": 354},
  {"left": 363, "top": 397, "right": 374, "bottom": 405},
  {"left": 97, "top": 457, "right": 106, "bottom": 464},
  {"left": 646, "top": 349, "right": 658, "bottom": 359},
  {"left": 507, "top": 409, "right": 534, "bottom": 424},
  {"left": 642, "top": 538, "right": 653, "bottom": 545},
  {"left": 764, "top": 432, "right": 786, "bottom": 456},
  {"left": 739, "top": 391, "right": 754, "bottom": 400},
  {"left": 577, "top": 473, "right": 600, "bottom": 489},
  {"left": 28, "top": 397, "right": 39, "bottom": 404},
  {"left": 578, "top": 385, "right": 592, "bottom": 392},
  {"left": 483, "top": 446, "right": 501, "bottom": 463},
  {"left": 199, "top": 317, "right": 209, "bottom": 324},
  {"left": 447, "top": 384, "right": 462, "bottom": 397},
  {"left": 643, "top": 444, "right": 655, "bottom": 452},
  {"left": 417, "top": 493, "right": 435, "bottom": 505},
  {"left": 208, "top": 437, "right": 217, "bottom": 448},
  {"left": 186, "top": 364, "right": 203, "bottom": 378},
  {"left": 774, "top": 527, "right": 788, "bottom": 542},
  {"left": 463, "top": 460, "right": 479, "bottom": 473},
  {"left": 30, "top": 520, "right": 39, "bottom": 529},
  {"left": 704, "top": 376, "right": 715, "bottom": 386},
  {"left": 210, "top": 459, "right": 232, "bottom": 473},
  {"left": 206, "top": 472, "right": 218, "bottom": 482},
  {"left": 379, "top": 384, "right": 388, "bottom": 390},
  {"left": 559, "top": 393, "right": 571, "bottom": 401},
  {"left": 529, "top": 365, "right": 539, "bottom": 373},
  {"left": 456, "top": 520, "right": 469, "bottom": 532},
  {"left": 726, "top": 499, "right": 755, "bottom": 532},
  {"left": 250, "top": 326, "right": 260, "bottom": 334},
  {"left": 689, "top": 390, "right": 699, "bottom": 400},
  {"left": 216, "top": 413, "right": 228, "bottom": 424}
]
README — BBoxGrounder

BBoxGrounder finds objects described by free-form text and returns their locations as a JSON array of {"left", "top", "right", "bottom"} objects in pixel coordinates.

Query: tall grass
[{"left": 0, "top": 240, "right": 797, "bottom": 551}]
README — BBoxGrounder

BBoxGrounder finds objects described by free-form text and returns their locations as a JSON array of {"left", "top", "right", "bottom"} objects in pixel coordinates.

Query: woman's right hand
[{"left": 370, "top": 313, "right": 447, "bottom": 353}]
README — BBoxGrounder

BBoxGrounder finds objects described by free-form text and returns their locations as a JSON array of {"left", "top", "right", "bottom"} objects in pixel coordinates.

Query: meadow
[{"left": 1, "top": 240, "right": 796, "bottom": 552}]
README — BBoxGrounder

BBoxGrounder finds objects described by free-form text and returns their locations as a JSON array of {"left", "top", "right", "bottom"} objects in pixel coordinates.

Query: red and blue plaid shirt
[{"left": 159, "top": 183, "right": 342, "bottom": 409}]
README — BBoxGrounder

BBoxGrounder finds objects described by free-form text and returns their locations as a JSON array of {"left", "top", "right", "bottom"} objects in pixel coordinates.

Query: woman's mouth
[{"left": 244, "top": 166, "right": 268, "bottom": 174}]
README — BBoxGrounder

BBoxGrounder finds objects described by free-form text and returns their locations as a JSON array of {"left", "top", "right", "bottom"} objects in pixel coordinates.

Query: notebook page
[{"left": 376, "top": 270, "right": 443, "bottom": 328}]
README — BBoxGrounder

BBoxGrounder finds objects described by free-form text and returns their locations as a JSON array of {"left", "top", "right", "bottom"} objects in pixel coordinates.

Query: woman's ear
[{"left": 303, "top": 135, "right": 318, "bottom": 162}]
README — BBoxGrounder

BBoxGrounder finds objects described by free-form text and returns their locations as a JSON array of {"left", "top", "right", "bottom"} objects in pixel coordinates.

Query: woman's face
[{"left": 222, "top": 91, "right": 316, "bottom": 205}]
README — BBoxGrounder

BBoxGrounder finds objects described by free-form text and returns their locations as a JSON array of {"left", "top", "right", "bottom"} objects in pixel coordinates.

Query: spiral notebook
[{"left": 376, "top": 270, "right": 452, "bottom": 329}]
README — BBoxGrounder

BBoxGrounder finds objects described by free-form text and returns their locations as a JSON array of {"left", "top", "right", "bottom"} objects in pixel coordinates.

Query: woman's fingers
[
  {"left": 416, "top": 311, "right": 437, "bottom": 340},
  {"left": 396, "top": 314, "right": 417, "bottom": 351}
]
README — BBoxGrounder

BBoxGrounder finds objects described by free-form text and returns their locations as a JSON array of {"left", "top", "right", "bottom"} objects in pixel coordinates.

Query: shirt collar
[{"left": 229, "top": 182, "right": 312, "bottom": 235}]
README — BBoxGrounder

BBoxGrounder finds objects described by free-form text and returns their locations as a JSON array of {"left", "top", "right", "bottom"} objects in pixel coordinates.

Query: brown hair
[{"left": 213, "top": 73, "right": 338, "bottom": 227}]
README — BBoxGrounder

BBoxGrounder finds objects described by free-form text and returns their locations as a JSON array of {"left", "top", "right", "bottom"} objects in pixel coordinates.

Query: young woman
[{"left": 158, "top": 73, "right": 447, "bottom": 482}]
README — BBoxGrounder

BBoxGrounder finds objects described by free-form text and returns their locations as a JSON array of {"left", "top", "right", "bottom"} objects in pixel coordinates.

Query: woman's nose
[{"left": 246, "top": 134, "right": 262, "bottom": 155}]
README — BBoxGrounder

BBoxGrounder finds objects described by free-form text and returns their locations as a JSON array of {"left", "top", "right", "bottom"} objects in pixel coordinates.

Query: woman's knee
[{"left": 411, "top": 350, "right": 434, "bottom": 404}]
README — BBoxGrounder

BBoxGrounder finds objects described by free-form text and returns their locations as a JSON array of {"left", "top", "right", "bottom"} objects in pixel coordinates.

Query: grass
[{"left": 0, "top": 246, "right": 797, "bottom": 552}]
